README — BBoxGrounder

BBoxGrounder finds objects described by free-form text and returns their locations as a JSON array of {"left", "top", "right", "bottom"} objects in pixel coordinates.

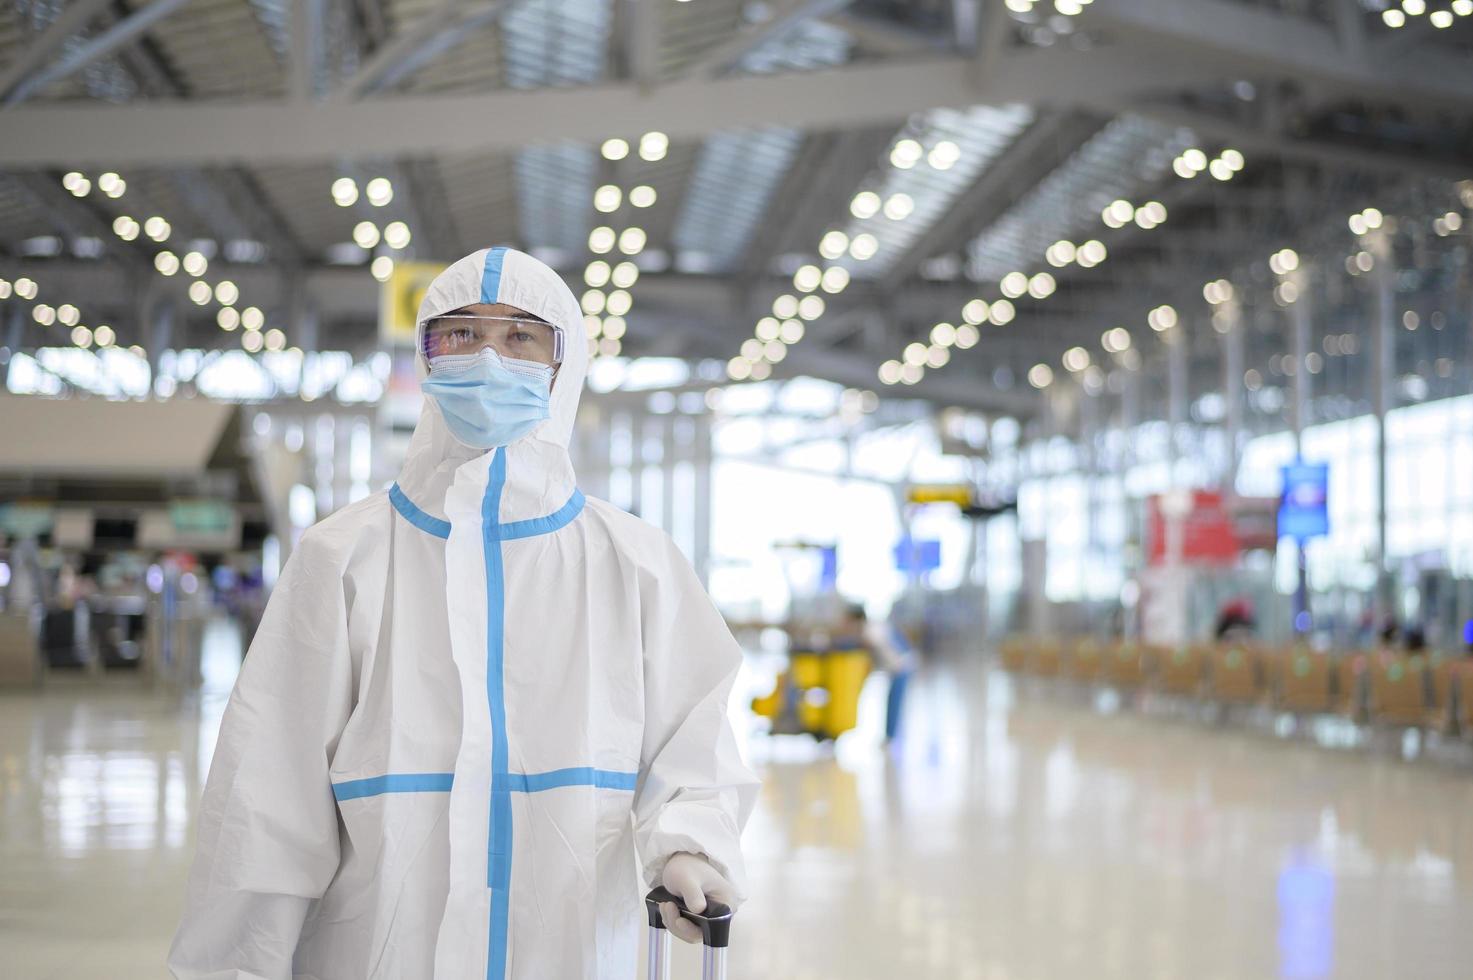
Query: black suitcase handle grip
[{"left": 644, "top": 886, "right": 733, "bottom": 948}]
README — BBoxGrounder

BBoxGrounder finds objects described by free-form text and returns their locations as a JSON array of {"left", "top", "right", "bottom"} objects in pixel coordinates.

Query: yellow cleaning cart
[{"left": 752, "top": 645, "right": 871, "bottom": 740}]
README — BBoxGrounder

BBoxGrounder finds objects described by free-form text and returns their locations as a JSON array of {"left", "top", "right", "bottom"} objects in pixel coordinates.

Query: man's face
[{"left": 423, "top": 303, "right": 562, "bottom": 385}]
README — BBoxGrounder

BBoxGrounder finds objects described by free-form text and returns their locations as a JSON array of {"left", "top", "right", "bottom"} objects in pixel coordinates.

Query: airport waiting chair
[
  {"left": 1368, "top": 655, "right": 1433, "bottom": 728},
  {"left": 999, "top": 637, "right": 1028, "bottom": 673},
  {"left": 1208, "top": 643, "right": 1264, "bottom": 704},
  {"left": 1332, "top": 652, "right": 1370, "bottom": 722},
  {"left": 1257, "top": 643, "right": 1285, "bottom": 696},
  {"left": 1103, "top": 641, "right": 1149, "bottom": 689},
  {"left": 1276, "top": 647, "right": 1335, "bottom": 714},
  {"left": 1426, "top": 654, "right": 1459, "bottom": 733},
  {"left": 1157, "top": 644, "right": 1205, "bottom": 698},
  {"left": 1030, "top": 638, "right": 1062, "bottom": 678},
  {"left": 1066, "top": 637, "right": 1105, "bottom": 684},
  {"left": 1453, "top": 662, "right": 1473, "bottom": 738}
]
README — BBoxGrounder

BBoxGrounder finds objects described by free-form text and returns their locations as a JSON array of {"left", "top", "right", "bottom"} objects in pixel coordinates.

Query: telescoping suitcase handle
[{"left": 643, "top": 886, "right": 734, "bottom": 980}]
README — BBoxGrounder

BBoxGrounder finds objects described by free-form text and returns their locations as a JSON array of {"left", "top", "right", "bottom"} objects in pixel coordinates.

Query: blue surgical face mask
[{"left": 421, "top": 348, "right": 554, "bottom": 449}]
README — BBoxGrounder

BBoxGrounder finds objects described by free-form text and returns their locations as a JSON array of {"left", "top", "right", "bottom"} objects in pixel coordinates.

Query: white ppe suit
[{"left": 169, "top": 247, "right": 760, "bottom": 979}]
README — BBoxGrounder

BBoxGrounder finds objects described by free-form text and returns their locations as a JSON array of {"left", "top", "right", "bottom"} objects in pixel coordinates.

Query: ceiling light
[
  {"left": 821, "top": 266, "right": 850, "bottom": 293},
  {"left": 594, "top": 185, "right": 622, "bottom": 213},
  {"left": 611, "top": 261, "right": 640, "bottom": 288},
  {"left": 639, "top": 131, "right": 669, "bottom": 162},
  {"left": 365, "top": 177, "right": 393, "bottom": 206},
  {"left": 819, "top": 231, "right": 849, "bottom": 259},
  {"left": 589, "top": 226, "right": 616, "bottom": 254},
  {"left": 618, "top": 227, "right": 646, "bottom": 254},
  {"left": 353, "top": 221, "right": 380, "bottom": 248}
]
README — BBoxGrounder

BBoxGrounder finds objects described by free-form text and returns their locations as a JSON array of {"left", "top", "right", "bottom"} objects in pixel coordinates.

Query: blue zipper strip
[{"left": 482, "top": 448, "right": 511, "bottom": 980}]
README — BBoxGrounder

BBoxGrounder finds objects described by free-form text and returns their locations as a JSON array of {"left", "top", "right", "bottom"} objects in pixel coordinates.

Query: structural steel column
[{"left": 1368, "top": 230, "right": 1396, "bottom": 623}]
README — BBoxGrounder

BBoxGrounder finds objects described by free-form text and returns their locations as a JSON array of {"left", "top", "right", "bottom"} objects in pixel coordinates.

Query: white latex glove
[{"left": 658, "top": 852, "right": 736, "bottom": 945}]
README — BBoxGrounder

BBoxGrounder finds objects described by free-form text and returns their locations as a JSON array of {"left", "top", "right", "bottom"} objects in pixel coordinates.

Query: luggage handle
[{"left": 643, "top": 886, "right": 733, "bottom": 949}]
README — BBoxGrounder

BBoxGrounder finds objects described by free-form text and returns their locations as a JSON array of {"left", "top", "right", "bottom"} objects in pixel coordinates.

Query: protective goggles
[{"left": 418, "top": 314, "right": 564, "bottom": 366}]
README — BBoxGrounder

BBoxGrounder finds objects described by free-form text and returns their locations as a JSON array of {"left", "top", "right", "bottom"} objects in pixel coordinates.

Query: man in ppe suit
[{"left": 169, "top": 246, "right": 760, "bottom": 979}]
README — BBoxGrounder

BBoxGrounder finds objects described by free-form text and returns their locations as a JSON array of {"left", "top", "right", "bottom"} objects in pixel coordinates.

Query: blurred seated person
[
  {"left": 1402, "top": 626, "right": 1427, "bottom": 655},
  {"left": 1214, "top": 598, "right": 1257, "bottom": 644}
]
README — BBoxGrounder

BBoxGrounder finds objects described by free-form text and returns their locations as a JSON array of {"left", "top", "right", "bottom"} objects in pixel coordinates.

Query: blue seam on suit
[{"left": 389, "top": 483, "right": 452, "bottom": 539}]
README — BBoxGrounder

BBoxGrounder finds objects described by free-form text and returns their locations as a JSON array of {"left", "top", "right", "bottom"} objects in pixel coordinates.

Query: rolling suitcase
[{"left": 643, "top": 887, "right": 734, "bottom": 980}]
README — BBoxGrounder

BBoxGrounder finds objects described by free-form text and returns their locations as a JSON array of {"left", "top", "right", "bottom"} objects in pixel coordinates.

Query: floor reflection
[{"left": 3, "top": 629, "right": 1472, "bottom": 979}]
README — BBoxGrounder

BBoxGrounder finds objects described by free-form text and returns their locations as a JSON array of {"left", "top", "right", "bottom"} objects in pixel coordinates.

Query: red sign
[{"left": 1147, "top": 490, "right": 1241, "bottom": 566}]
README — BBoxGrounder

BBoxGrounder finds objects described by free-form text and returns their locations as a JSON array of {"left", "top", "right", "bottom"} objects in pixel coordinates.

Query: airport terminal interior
[{"left": 3, "top": 0, "right": 1473, "bottom": 977}]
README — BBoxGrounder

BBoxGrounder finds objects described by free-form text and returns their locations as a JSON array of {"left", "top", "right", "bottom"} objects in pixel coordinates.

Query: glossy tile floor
[{"left": 5, "top": 620, "right": 1473, "bottom": 979}]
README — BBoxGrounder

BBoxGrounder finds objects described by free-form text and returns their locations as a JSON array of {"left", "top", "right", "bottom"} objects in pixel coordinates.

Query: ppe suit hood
[{"left": 397, "top": 247, "right": 588, "bottom": 523}]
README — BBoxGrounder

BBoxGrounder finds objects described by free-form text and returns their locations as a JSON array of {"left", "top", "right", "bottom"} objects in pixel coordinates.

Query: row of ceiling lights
[
  {"left": 580, "top": 132, "right": 674, "bottom": 359},
  {"left": 881, "top": 199, "right": 1166, "bottom": 389},
  {"left": 329, "top": 176, "right": 412, "bottom": 284},
  {"left": 1172, "top": 147, "right": 1244, "bottom": 182},
  {"left": 1004, "top": 0, "right": 1095, "bottom": 15},
  {"left": 0, "top": 272, "right": 147, "bottom": 356},
  {"left": 724, "top": 128, "right": 977, "bottom": 382},
  {"left": 3, "top": 195, "right": 129, "bottom": 353},
  {"left": 1380, "top": 0, "right": 1472, "bottom": 28},
  {"left": 1022, "top": 148, "right": 1257, "bottom": 391},
  {"left": 726, "top": 263, "right": 850, "bottom": 383},
  {"left": 724, "top": 125, "right": 961, "bottom": 382},
  {"left": 65, "top": 170, "right": 289, "bottom": 354},
  {"left": 1036, "top": 186, "right": 1469, "bottom": 401}
]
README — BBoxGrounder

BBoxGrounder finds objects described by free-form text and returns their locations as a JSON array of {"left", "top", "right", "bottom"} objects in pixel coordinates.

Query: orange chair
[
  {"left": 1067, "top": 637, "right": 1104, "bottom": 684},
  {"left": 1277, "top": 647, "right": 1334, "bottom": 714},
  {"left": 1426, "top": 654, "right": 1458, "bottom": 732},
  {"left": 1368, "top": 655, "right": 1432, "bottom": 728},
  {"left": 1258, "top": 644, "right": 1287, "bottom": 698},
  {"left": 999, "top": 637, "right": 1028, "bottom": 673},
  {"left": 1158, "top": 644, "right": 1205, "bottom": 697},
  {"left": 1031, "top": 638, "right": 1062, "bottom": 678},
  {"left": 1208, "top": 643, "right": 1264, "bottom": 704},
  {"left": 1453, "top": 662, "right": 1473, "bottom": 737},
  {"left": 1333, "top": 652, "right": 1370, "bottom": 722},
  {"left": 1104, "top": 642, "right": 1147, "bottom": 689}
]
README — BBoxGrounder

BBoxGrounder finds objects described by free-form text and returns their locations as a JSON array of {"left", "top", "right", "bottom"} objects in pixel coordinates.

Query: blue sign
[
  {"left": 894, "top": 537, "right": 941, "bottom": 574},
  {"left": 819, "top": 546, "right": 838, "bottom": 591},
  {"left": 1279, "top": 461, "right": 1329, "bottom": 540}
]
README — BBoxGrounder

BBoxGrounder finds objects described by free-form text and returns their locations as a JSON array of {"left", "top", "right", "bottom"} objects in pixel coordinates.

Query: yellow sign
[
  {"left": 379, "top": 261, "right": 446, "bottom": 344},
  {"left": 907, "top": 484, "right": 974, "bottom": 507}
]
